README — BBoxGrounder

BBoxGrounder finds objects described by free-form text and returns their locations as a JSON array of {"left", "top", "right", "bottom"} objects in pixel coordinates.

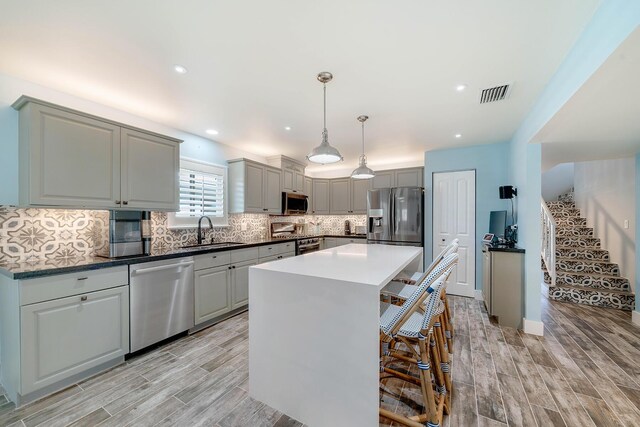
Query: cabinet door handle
[
  {"left": 263, "top": 208, "right": 268, "bottom": 211},
  {"left": 80, "top": 295, "right": 88, "bottom": 301},
  {"left": 212, "top": 255, "right": 217, "bottom": 259},
  {"left": 232, "top": 266, "right": 236, "bottom": 269},
  {"left": 77, "top": 277, "right": 88, "bottom": 281},
  {"left": 122, "top": 201, "right": 129, "bottom": 205},
  {"left": 115, "top": 200, "right": 121, "bottom": 205}
]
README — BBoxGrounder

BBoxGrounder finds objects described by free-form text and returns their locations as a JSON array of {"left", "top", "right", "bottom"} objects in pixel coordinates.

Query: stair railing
[{"left": 541, "top": 198, "right": 556, "bottom": 287}]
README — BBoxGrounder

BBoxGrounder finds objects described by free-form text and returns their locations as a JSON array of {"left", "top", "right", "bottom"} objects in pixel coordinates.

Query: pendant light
[
  {"left": 351, "top": 115, "right": 375, "bottom": 179},
  {"left": 307, "top": 72, "right": 343, "bottom": 164}
]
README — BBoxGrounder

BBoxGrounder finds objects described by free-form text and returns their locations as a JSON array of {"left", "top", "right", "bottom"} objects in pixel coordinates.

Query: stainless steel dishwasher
[{"left": 129, "top": 257, "right": 194, "bottom": 352}]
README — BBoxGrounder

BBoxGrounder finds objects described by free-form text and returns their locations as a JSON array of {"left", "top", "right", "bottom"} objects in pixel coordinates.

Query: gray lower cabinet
[
  {"left": 335, "top": 237, "right": 367, "bottom": 245},
  {"left": 194, "top": 265, "right": 231, "bottom": 325},
  {"left": 482, "top": 246, "right": 524, "bottom": 329},
  {"left": 0, "top": 266, "right": 129, "bottom": 405},
  {"left": 194, "top": 246, "right": 279, "bottom": 326},
  {"left": 21, "top": 286, "right": 129, "bottom": 395},
  {"left": 230, "top": 260, "right": 257, "bottom": 310}
]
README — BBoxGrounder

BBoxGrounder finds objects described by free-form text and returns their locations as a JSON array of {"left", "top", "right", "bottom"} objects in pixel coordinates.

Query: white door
[{"left": 433, "top": 170, "right": 475, "bottom": 297}]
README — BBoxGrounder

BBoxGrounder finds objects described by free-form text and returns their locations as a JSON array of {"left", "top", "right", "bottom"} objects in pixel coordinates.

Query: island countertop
[
  {"left": 252, "top": 243, "right": 422, "bottom": 288},
  {"left": 249, "top": 243, "right": 423, "bottom": 427}
]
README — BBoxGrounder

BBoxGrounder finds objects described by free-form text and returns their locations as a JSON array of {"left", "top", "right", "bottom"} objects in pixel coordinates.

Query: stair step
[
  {"left": 547, "top": 201, "right": 575, "bottom": 208},
  {"left": 556, "top": 227, "right": 594, "bottom": 237},
  {"left": 555, "top": 271, "right": 630, "bottom": 292},
  {"left": 556, "top": 236, "right": 600, "bottom": 248},
  {"left": 548, "top": 285, "right": 635, "bottom": 311},
  {"left": 555, "top": 247, "right": 609, "bottom": 261},
  {"left": 548, "top": 208, "right": 581, "bottom": 219},
  {"left": 555, "top": 217, "right": 587, "bottom": 227},
  {"left": 555, "top": 258, "right": 620, "bottom": 276}
]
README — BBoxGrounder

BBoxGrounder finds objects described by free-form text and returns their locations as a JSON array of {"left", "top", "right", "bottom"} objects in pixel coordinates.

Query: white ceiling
[
  {"left": 0, "top": 0, "right": 601, "bottom": 175},
  {"left": 537, "top": 27, "right": 640, "bottom": 170}
]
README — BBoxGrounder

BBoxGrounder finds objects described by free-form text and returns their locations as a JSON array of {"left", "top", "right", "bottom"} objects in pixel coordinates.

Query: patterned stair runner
[{"left": 544, "top": 196, "right": 635, "bottom": 311}]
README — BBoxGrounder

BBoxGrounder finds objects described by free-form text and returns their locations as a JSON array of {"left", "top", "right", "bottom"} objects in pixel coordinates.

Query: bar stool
[
  {"left": 382, "top": 241, "right": 459, "bottom": 352},
  {"left": 379, "top": 272, "right": 453, "bottom": 427}
]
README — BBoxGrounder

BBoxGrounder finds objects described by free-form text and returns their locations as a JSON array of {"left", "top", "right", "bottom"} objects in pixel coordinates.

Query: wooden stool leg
[
  {"left": 434, "top": 316, "right": 453, "bottom": 403},
  {"left": 418, "top": 336, "right": 442, "bottom": 427},
  {"left": 442, "top": 291, "right": 454, "bottom": 353}
]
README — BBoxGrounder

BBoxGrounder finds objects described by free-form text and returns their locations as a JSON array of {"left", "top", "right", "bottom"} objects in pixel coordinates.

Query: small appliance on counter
[
  {"left": 98, "top": 210, "right": 151, "bottom": 258},
  {"left": 354, "top": 225, "right": 366, "bottom": 235},
  {"left": 344, "top": 220, "right": 351, "bottom": 235}
]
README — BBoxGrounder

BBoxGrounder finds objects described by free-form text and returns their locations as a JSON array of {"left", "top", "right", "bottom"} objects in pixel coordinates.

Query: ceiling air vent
[{"left": 479, "top": 83, "right": 511, "bottom": 104}]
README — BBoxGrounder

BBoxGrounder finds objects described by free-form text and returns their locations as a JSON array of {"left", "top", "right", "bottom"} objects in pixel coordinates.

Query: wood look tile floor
[
  {"left": 380, "top": 295, "right": 640, "bottom": 427},
  {"left": 0, "top": 311, "right": 305, "bottom": 427},
  {"left": 2, "top": 295, "right": 640, "bottom": 426}
]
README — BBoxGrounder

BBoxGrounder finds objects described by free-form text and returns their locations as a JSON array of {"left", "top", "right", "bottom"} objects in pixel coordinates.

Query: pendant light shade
[
  {"left": 307, "top": 72, "right": 343, "bottom": 164},
  {"left": 351, "top": 115, "right": 375, "bottom": 179}
]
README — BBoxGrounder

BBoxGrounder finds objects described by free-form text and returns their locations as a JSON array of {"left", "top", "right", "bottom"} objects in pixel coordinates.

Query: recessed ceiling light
[
  {"left": 455, "top": 133, "right": 462, "bottom": 138},
  {"left": 455, "top": 84, "right": 467, "bottom": 92},
  {"left": 285, "top": 126, "right": 291, "bottom": 131},
  {"left": 174, "top": 65, "right": 188, "bottom": 74},
  {"left": 206, "top": 129, "right": 219, "bottom": 135}
]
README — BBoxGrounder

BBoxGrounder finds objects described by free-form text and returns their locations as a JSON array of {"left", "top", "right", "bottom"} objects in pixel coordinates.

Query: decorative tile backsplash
[{"left": 0, "top": 206, "right": 366, "bottom": 262}]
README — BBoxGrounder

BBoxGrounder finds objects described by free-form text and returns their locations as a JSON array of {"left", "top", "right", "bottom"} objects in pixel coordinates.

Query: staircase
[{"left": 543, "top": 195, "right": 635, "bottom": 311}]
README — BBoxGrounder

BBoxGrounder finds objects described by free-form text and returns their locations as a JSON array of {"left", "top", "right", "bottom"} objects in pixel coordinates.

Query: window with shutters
[{"left": 167, "top": 158, "right": 228, "bottom": 228}]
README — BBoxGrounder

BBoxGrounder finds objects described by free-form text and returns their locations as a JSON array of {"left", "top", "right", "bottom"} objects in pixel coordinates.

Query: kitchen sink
[{"left": 181, "top": 242, "right": 244, "bottom": 249}]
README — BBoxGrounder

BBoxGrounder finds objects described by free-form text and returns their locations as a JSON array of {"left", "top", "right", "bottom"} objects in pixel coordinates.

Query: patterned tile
[{"left": 0, "top": 206, "right": 366, "bottom": 263}]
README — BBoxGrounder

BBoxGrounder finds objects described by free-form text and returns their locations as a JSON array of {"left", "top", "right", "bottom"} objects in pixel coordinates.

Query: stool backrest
[
  {"left": 384, "top": 252, "right": 459, "bottom": 337},
  {"left": 421, "top": 264, "right": 456, "bottom": 332},
  {"left": 421, "top": 239, "right": 459, "bottom": 281}
]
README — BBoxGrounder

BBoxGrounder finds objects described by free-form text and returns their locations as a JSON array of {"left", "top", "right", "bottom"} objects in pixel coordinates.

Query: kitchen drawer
[
  {"left": 20, "top": 266, "right": 128, "bottom": 306},
  {"left": 230, "top": 247, "right": 259, "bottom": 264},
  {"left": 194, "top": 251, "right": 231, "bottom": 271},
  {"left": 258, "top": 242, "right": 292, "bottom": 258},
  {"left": 278, "top": 241, "right": 295, "bottom": 254}
]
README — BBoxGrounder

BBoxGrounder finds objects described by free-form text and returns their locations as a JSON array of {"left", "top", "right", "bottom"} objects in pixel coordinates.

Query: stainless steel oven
[
  {"left": 296, "top": 237, "right": 321, "bottom": 255},
  {"left": 282, "top": 192, "right": 309, "bottom": 215}
]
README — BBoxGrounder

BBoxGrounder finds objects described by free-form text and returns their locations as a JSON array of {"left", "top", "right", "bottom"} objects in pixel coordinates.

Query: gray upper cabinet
[
  {"left": 396, "top": 168, "right": 423, "bottom": 187},
  {"left": 312, "top": 179, "right": 330, "bottom": 214},
  {"left": 229, "top": 159, "right": 282, "bottom": 214},
  {"left": 329, "top": 179, "right": 351, "bottom": 214},
  {"left": 350, "top": 179, "right": 371, "bottom": 214},
  {"left": 372, "top": 171, "right": 394, "bottom": 190},
  {"left": 264, "top": 166, "right": 282, "bottom": 213},
  {"left": 304, "top": 177, "right": 313, "bottom": 212},
  {"left": 120, "top": 128, "right": 179, "bottom": 211},
  {"left": 371, "top": 167, "right": 424, "bottom": 189},
  {"left": 269, "top": 155, "right": 305, "bottom": 193},
  {"left": 12, "top": 96, "right": 181, "bottom": 211}
]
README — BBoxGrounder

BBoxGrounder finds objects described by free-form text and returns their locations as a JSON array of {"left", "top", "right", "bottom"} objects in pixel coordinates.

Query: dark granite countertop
[
  {"left": 484, "top": 243, "right": 525, "bottom": 253},
  {"left": 0, "top": 233, "right": 369, "bottom": 280}
]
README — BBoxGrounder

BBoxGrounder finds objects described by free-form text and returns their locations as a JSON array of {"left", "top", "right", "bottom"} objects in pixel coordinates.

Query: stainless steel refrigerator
[{"left": 367, "top": 187, "right": 424, "bottom": 247}]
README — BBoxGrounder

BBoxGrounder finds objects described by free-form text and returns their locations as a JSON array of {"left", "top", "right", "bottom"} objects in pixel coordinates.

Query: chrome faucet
[{"left": 197, "top": 216, "right": 214, "bottom": 245}]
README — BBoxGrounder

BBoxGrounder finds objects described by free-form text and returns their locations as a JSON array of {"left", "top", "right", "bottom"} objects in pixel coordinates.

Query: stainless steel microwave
[{"left": 282, "top": 192, "right": 309, "bottom": 215}]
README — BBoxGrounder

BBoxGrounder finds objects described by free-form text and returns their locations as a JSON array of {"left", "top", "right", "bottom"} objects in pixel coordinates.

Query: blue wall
[
  {"left": 507, "top": 0, "right": 640, "bottom": 325},
  {"left": 424, "top": 142, "right": 510, "bottom": 293}
]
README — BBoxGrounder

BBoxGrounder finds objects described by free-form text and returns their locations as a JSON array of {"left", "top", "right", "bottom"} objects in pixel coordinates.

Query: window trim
[{"left": 168, "top": 157, "right": 229, "bottom": 229}]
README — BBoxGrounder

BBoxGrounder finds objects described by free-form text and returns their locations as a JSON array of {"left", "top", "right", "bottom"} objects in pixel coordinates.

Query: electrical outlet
[
  {"left": 624, "top": 220, "right": 629, "bottom": 229},
  {"left": 241, "top": 223, "right": 248, "bottom": 231}
]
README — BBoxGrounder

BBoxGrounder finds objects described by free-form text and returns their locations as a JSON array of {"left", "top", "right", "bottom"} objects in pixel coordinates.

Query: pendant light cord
[
  {"left": 361, "top": 120, "right": 365, "bottom": 155},
  {"left": 323, "top": 83, "right": 327, "bottom": 130}
]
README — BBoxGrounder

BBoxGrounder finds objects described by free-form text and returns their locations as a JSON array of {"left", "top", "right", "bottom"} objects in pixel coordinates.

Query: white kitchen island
[{"left": 249, "top": 244, "right": 422, "bottom": 427}]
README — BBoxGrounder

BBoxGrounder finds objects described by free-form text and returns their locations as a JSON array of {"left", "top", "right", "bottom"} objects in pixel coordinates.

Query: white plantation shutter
[
  {"left": 178, "top": 168, "right": 224, "bottom": 218},
  {"left": 168, "top": 159, "right": 228, "bottom": 228}
]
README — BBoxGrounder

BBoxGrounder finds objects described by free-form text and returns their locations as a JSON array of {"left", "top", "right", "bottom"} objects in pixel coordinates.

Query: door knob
[{"left": 442, "top": 239, "right": 445, "bottom": 242}]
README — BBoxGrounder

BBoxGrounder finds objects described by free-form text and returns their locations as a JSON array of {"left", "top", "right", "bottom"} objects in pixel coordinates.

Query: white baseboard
[
  {"left": 474, "top": 290, "right": 483, "bottom": 300},
  {"left": 523, "top": 318, "right": 544, "bottom": 336},
  {"left": 632, "top": 311, "right": 640, "bottom": 327}
]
